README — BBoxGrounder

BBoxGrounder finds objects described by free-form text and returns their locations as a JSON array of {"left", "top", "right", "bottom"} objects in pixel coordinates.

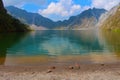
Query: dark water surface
[{"left": 0, "top": 30, "right": 120, "bottom": 66}]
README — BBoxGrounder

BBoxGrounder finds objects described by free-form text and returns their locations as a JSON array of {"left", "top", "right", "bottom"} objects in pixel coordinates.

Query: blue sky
[{"left": 3, "top": 0, "right": 120, "bottom": 21}]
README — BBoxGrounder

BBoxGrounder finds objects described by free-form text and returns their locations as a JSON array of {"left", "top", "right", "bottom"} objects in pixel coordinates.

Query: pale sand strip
[{"left": 0, "top": 63, "right": 120, "bottom": 80}]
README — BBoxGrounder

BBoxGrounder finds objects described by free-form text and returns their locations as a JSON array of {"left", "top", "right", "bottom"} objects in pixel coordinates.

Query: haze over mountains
[{"left": 6, "top": 6, "right": 106, "bottom": 30}]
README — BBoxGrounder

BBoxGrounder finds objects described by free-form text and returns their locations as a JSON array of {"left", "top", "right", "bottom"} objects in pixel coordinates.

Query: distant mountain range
[
  {"left": 6, "top": 6, "right": 106, "bottom": 30},
  {"left": 6, "top": 6, "right": 55, "bottom": 29}
]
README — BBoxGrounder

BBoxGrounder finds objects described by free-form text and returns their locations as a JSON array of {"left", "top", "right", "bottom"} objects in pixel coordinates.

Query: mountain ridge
[
  {"left": 55, "top": 8, "right": 106, "bottom": 29},
  {"left": 6, "top": 6, "right": 56, "bottom": 29},
  {"left": 6, "top": 6, "right": 106, "bottom": 30}
]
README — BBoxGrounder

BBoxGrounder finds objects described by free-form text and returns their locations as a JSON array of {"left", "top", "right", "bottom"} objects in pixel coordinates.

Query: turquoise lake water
[{"left": 0, "top": 30, "right": 120, "bottom": 66}]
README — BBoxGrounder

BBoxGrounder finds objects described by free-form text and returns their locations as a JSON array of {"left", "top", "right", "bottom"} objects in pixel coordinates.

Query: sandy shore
[{"left": 0, "top": 63, "right": 120, "bottom": 80}]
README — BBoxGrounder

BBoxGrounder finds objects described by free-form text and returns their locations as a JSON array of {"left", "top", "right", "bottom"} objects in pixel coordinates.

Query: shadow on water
[
  {"left": 100, "top": 31, "right": 120, "bottom": 58},
  {"left": 0, "top": 32, "right": 28, "bottom": 65}
]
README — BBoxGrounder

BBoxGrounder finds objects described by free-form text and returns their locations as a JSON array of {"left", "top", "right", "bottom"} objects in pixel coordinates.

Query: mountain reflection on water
[
  {"left": 0, "top": 30, "right": 120, "bottom": 65},
  {"left": 7, "top": 30, "right": 103, "bottom": 55}
]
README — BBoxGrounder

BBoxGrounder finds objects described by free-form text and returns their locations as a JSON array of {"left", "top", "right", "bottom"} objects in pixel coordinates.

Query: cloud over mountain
[
  {"left": 39, "top": 0, "right": 81, "bottom": 17},
  {"left": 92, "top": 0, "right": 120, "bottom": 10}
]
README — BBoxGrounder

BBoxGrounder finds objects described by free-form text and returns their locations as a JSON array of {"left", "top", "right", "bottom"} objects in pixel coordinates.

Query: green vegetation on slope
[
  {"left": 0, "top": 13, "right": 29, "bottom": 32},
  {"left": 101, "top": 6, "right": 120, "bottom": 31},
  {"left": 0, "top": 0, "right": 29, "bottom": 32}
]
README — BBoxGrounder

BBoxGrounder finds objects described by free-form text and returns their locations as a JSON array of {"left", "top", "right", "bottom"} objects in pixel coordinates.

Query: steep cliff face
[
  {"left": 99, "top": 4, "right": 120, "bottom": 30},
  {"left": 0, "top": 0, "right": 6, "bottom": 13},
  {"left": 0, "top": 0, "right": 29, "bottom": 32}
]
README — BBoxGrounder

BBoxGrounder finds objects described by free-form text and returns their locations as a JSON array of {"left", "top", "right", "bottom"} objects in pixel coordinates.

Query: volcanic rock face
[{"left": 98, "top": 4, "right": 120, "bottom": 30}]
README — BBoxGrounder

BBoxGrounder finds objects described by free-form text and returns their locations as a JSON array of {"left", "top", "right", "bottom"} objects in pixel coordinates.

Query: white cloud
[
  {"left": 39, "top": 0, "right": 120, "bottom": 21},
  {"left": 39, "top": 0, "right": 81, "bottom": 17},
  {"left": 92, "top": 0, "right": 120, "bottom": 10}
]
